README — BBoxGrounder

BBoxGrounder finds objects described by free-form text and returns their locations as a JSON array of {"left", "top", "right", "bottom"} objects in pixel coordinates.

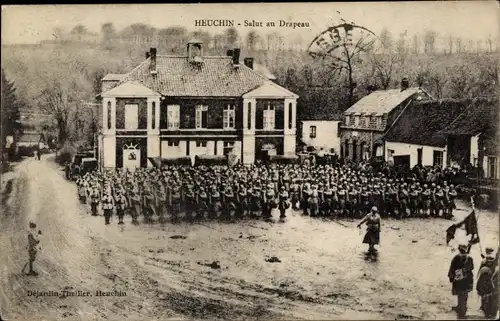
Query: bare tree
[
  {"left": 371, "top": 53, "right": 398, "bottom": 89},
  {"left": 246, "top": 30, "right": 260, "bottom": 52},
  {"left": 423, "top": 30, "right": 437, "bottom": 54},
  {"left": 224, "top": 27, "right": 239, "bottom": 48},
  {"left": 308, "top": 20, "right": 376, "bottom": 105},
  {"left": 379, "top": 28, "right": 394, "bottom": 53},
  {"left": 412, "top": 33, "right": 420, "bottom": 55},
  {"left": 455, "top": 37, "right": 463, "bottom": 53},
  {"left": 447, "top": 36, "right": 454, "bottom": 55}
]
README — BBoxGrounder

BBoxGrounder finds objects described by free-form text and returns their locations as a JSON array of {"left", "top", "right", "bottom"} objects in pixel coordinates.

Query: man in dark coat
[
  {"left": 476, "top": 247, "right": 497, "bottom": 319},
  {"left": 448, "top": 243, "right": 474, "bottom": 319}
]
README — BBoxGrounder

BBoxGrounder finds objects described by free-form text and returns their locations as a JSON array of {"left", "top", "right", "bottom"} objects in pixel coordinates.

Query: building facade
[
  {"left": 383, "top": 99, "right": 469, "bottom": 170},
  {"left": 98, "top": 41, "right": 298, "bottom": 169},
  {"left": 441, "top": 97, "right": 499, "bottom": 179},
  {"left": 301, "top": 120, "right": 341, "bottom": 153},
  {"left": 339, "top": 79, "right": 431, "bottom": 162}
]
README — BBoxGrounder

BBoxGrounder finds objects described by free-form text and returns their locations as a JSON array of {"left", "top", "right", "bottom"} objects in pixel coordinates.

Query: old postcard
[{"left": 1, "top": 2, "right": 499, "bottom": 320}]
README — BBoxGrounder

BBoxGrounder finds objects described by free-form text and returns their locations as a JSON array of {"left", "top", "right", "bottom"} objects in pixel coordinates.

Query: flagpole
[{"left": 470, "top": 196, "right": 483, "bottom": 255}]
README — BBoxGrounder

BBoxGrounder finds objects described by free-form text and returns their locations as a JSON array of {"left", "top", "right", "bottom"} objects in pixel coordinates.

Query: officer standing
[
  {"left": 102, "top": 191, "right": 114, "bottom": 225},
  {"left": 115, "top": 190, "right": 127, "bottom": 224},
  {"left": 448, "top": 243, "right": 474, "bottom": 319}
]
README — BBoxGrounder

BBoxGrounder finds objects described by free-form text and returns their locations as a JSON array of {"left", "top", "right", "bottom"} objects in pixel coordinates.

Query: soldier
[
  {"left": 348, "top": 184, "right": 359, "bottom": 218},
  {"left": 223, "top": 183, "right": 236, "bottom": 219},
  {"left": 143, "top": 181, "right": 155, "bottom": 223},
  {"left": 102, "top": 190, "right": 114, "bottom": 225},
  {"left": 263, "top": 183, "right": 276, "bottom": 219},
  {"left": 24, "top": 222, "right": 41, "bottom": 276},
  {"left": 323, "top": 183, "right": 334, "bottom": 217},
  {"left": 399, "top": 183, "right": 409, "bottom": 218},
  {"left": 184, "top": 182, "right": 196, "bottom": 220},
  {"left": 360, "top": 186, "right": 371, "bottom": 216},
  {"left": 197, "top": 186, "right": 209, "bottom": 220},
  {"left": 302, "top": 182, "right": 312, "bottom": 216},
  {"left": 77, "top": 177, "right": 87, "bottom": 204},
  {"left": 289, "top": 179, "right": 301, "bottom": 210},
  {"left": 409, "top": 184, "right": 419, "bottom": 217},
  {"left": 156, "top": 180, "right": 168, "bottom": 223},
  {"left": 130, "top": 185, "right": 141, "bottom": 225},
  {"left": 434, "top": 185, "right": 445, "bottom": 218},
  {"left": 278, "top": 186, "right": 290, "bottom": 219},
  {"left": 309, "top": 184, "right": 320, "bottom": 217},
  {"left": 210, "top": 185, "right": 221, "bottom": 219},
  {"left": 236, "top": 183, "right": 248, "bottom": 217},
  {"left": 446, "top": 185, "right": 457, "bottom": 219},
  {"left": 170, "top": 181, "right": 182, "bottom": 220},
  {"left": 115, "top": 189, "right": 128, "bottom": 225},
  {"left": 337, "top": 184, "right": 347, "bottom": 217},
  {"left": 89, "top": 186, "right": 100, "bottom": 216},
  {"left": 422, "top": 184, "right": 431, "bottom": 217}
]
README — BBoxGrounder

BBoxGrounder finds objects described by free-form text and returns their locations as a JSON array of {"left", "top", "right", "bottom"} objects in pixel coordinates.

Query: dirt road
[{"left": 1, "top": 157, "right": 498, "bottom": 320}]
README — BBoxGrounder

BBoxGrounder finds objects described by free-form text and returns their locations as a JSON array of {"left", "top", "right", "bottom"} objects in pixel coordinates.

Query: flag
[
  {"left": 446, "top": 224, "right": 458, "bottom": 245},
  {"left": 445, "top": 210, "right": 478, "bottom": 246},
  {"left": 463, "top": 211, "right": 478, "bottom": 236}
]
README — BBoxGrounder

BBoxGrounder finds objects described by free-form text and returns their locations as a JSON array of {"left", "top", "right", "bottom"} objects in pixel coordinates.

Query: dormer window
[
  {"left": 345, "top": 115, "right": 350, "bottom": 125},
  {"left": 355, "top": 116, "right": 360, "bottom": 126}
]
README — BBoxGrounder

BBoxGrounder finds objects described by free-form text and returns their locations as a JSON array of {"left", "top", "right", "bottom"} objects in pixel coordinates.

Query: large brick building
[{"left": 97, "top": 40, "right": 298, "bottom": 169}]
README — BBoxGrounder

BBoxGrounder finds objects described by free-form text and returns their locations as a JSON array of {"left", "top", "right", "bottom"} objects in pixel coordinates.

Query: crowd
[{"left": 74, "top": 161, "right": 464, "bottom": 225}]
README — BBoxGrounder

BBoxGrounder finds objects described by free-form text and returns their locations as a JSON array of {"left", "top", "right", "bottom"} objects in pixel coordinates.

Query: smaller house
[
  {"left": 301, "top": 120, "right": 341, "bottom": 154},
  {"left": 340, "top": 78, "right": 431, "bottom": 161},
  {"left": 440, "top": 97, "right": 499, "bottom": 179},
  {"left": 17, "top": 132, "right": 45, "bottom": 148},
  {"left": 383, "top": 99, "right": 469, "bottom": 170}
]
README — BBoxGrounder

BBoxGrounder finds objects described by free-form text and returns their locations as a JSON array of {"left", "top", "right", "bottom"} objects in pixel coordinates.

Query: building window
[
  {"left": 288, "top": 102, "right": 293, "bottom": 129},
  {"left": 223, "top": 104, "right": 235, "bottom": 129},
  {"left": 487, "top": 156, "right": 498, "bottom": 179},
  {"left": 124, "top": 104, "right": 139, "bottom": 129},
  {"left": 309, "top": 125, "right": 317, "bottom": 138},
  {"left": 247, "top": 102, "right": 252, "bottom": 129},
  {"left": 167, "top": 105, "right": 180, "bottom": 129},
  {"left": 433, "top": 150, "right": 444, "bottom": 167},
  {"left": 196, "top": 141, "right": 207, "bottom": 148},
  {"left": 168, "top": 141, "right": 179, "bottom": 147},
  {"left": 263, "top": 104, "right": 275, "bottom": 130},
  {"left": 355, "top": 116, "right": 360, "bottom": 126},
  {"left": 349, "top": 117, "right": 355, "bottom": 126},
  {"left": 360, "top": 116, "right": 366, "bottom": 127},
  {"left": 345, "top": 115, "right": 350, "bottom": 125},
  {"left": 151, "top": 101, "right": 156, "bottom": 129},
  {"left": 196, "top": 105, "right": 208, "bottom": 129},
  {"left": 376, "top": 116, "right": 382, "bottom": 127},
  {"left": 107, "top": 101, "right": 112, "bottom": 129}
]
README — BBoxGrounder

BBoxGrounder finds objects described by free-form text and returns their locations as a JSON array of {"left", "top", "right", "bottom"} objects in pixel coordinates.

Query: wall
[
  {"left": 116, "top": 98, "right": 148, "bottom": 129},
  {"left": 470, "top": 134, "right": 480, "bottom": 165},
  {"left": 255, "top": 137, "right": 283, "bottom": 160},
  {"left": 385, "top": 141, "right": 447, "bottom": 168},
  {"left": 160, "top": 138, "right": 242, "bottom": 159},
  {"left": 161, "top": 98, "right": 242, "bottom": 129},
  {"left": 340, "top": 128, "right": 384, "bottom": 160},
  {"left": 301, "top": 121, "right": 341, "bottom": 153}
]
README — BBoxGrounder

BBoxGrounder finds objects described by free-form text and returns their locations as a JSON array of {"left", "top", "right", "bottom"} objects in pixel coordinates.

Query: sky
[{"left": 2, "top": 2, "right": 499, "bottom": 45}]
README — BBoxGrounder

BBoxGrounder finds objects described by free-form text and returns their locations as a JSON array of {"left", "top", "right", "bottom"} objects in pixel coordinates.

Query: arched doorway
[{"left": 352, "top": 140, "right": 358, "bottom": 162}]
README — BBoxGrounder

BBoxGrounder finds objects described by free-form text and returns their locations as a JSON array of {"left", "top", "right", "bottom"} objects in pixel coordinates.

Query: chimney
[
  {"left": 244, "top": 57, "right": 254, "bottom": 69},
  {"left": 401, "top": 77, "right": 409, "bottom": 91},
  {"left": 149, "top": 47, "right": 157, "bottom": 73},
  {"left": 232, "top": 48, "right": 240, "bottom": 67},
  {"left": 146, "top": 51, "right": 150, "bottom": 59},
  {"left": 226, "top": 49, "right": 233, "bottom": 57}
]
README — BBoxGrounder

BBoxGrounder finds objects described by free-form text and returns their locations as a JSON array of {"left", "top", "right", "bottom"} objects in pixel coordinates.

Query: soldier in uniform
[
  {"left": 251, "top": 185, "right": 262, "bottom": 217},
  {"left": 409, "top": 183, "right": 419, "bottom": 217},
  {"left": 24, "top": 222, "right": 41, "bottom": 276},
  {"left": 184, "top": 182, "right": 196, "bottom": 220},
  {"left": 130, "top": 185, "right": 141, "bottom": 225},
  {"left": 236, "top": 183, "right": 248, "bottom": 217},
  {"left": 337, "top": 184, "right": 347, "bottom": 217},
  {"left": 348, "top": 184, "right": 359, "bottom": 218},
  {"left": 223, "top": 183, "right": 236, "bottom": 219},
  {"left": 143, "top": 181, "right": 155, "bottom": 223},
  {"left": 422, "top": 184, "right": 432, "bottom": 217},
  {"left": 289, "top": 179, "right": 301, "bottom": 210},
  {"left": 170, "top": 182, "right": 182, "bottom": 221},
  {"left": 323, "top": 184, "right": 334, "bottom": 217},
  {"left": 278, "top": 186, "right": 290, "bottom": 219},
  {"left": 78, "top": 177, "right": 87, "bottom": 204},
  {"left": 434, "top": 185, "right": 445, "bottom": 218},
  {"left": 360, "top": 186, "right": 372, "bottom": 216},
  {"left": 399, "top": 183, "right": 409, "bottom": 218},
  {"left": 197, "top": 186, "right": 209, "bottom": 220},
  {"left": 156, "top": 180, "right": 168, "bottom": 223},
  {"left": 115, "top": 189, "right": 128, "bottom": 224},
  {"left": 309, "top": 184, "right": 320, "bottom": 217},
  {"left": 210, "top": 185, "right": 221, "bottom": 219},
  {"left": 89, "top": 186, "right": 100, "bottom": 216},
  {"left": 263, "top": 183, "right": 276, "bottom": 219},
  {"left": 302, "top": 182, "right": 312, "bottom": 216},
  {"left": 445, "top": 185, "right": 457, "bottom": 219},
  {"left": 101, "top": 191, "right": 114, "bottom": 225}
]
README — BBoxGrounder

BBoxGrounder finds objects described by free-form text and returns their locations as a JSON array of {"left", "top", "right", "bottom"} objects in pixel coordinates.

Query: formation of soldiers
[{"left": 74, "top": 162, "right": 460, "bottom": 225}]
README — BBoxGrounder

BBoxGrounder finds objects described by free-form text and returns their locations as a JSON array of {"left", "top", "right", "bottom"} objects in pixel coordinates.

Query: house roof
[
  {"left": 102, "top": 74, "right": 126, "bottom": 81},
  {"left": 118, "top": 55, "right": 272, "bottom": 97},
  {"left": 101, "top": 80, "right": 161, "bottom": 98},
  {"left": 344, "top": 87, "right": 422, "bottom": 115},
  {"left": 242, "top": 81, "right": 298, "bottom": 99},
  {"left": 19, "top": 133, "right": 42, "bottom": 143},
  {"left": 384, "top": 99, "right": 470, "bottom": 147},
  {"left": 440, "top": 97, "right": 498, "bottom": 136}
]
